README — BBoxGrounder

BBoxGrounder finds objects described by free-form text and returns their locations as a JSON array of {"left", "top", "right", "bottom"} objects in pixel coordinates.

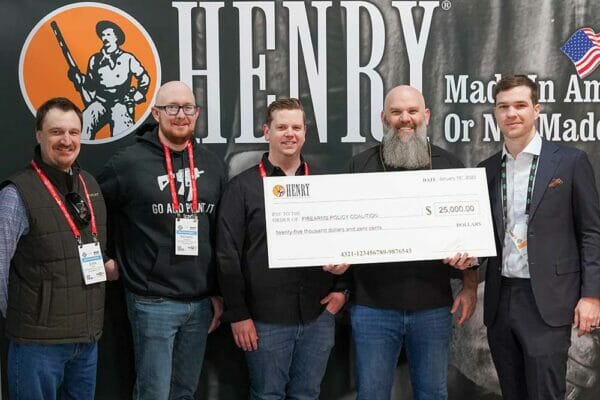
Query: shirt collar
[
  {"left": 98, "top": 48, "right": 123, "bottom": 68},
  {"left": 502, "top": 132, "right": 542, "bottom": 160},
  {"left": 260, "top": 152, "right": 307, "bottom": 176},
  {"left": 33, "top": 145, "right": 80, "bottom": 193}
]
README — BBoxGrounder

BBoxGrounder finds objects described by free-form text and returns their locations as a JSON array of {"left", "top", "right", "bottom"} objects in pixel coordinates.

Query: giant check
[{"left": 263, "top": 168, "right": 496, "bottom": 268}]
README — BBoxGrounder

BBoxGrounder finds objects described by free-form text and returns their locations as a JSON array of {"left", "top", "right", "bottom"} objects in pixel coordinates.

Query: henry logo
[
  {"left": 272, "top": 183, "right": 310, "bottom": 198},
  {"left": 19, "top": 3, "right": 161, "bottom": 143},
  {"left": 272, "top": 185, "right": 285, "bottom": 197}
]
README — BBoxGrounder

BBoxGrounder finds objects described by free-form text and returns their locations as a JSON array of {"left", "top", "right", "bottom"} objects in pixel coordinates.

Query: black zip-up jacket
[
  {"left": 217, "top": 153, "right": 345, "bottom": 324},
  {"left": 349, "top": 144, "right": 463, "bottom": 310},
  {"left": 98, "top": 125, "right": 226, "bottom": 299}
]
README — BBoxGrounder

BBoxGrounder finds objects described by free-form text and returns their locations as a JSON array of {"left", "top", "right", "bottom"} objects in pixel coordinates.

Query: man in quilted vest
[{"left": 0, "top": 97, "right": 117, "bottom": 399}]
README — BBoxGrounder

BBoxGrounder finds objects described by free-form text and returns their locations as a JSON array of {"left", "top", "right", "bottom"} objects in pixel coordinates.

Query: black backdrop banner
[{"left": 1, "top": 1, "right": 600, "bottom": 399}]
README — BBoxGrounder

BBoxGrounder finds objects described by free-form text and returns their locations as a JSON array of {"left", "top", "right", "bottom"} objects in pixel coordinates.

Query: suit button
[{"left": 529, "top": 262, "right": 535, "bottom": 266}]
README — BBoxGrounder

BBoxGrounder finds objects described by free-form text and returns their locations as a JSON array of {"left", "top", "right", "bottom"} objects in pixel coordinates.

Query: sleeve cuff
[{"left": 222, "top": 307, "right": 251, "bottom": 323}]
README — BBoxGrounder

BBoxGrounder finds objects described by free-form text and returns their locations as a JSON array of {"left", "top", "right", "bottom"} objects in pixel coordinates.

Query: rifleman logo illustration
[
  {"left": 272, "top": 185, "right": 286, "bottom": 198},
  {"left": 19, "top": 2, "right": 161, "bottom": 143}
]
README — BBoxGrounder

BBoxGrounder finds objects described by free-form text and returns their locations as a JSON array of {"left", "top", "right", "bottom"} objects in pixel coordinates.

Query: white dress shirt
[{"left": 501, "top": 133, "right": 542, "bottom": 278}]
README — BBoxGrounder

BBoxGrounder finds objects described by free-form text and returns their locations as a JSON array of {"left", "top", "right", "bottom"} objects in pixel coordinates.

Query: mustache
[{"left": 397, "top": 121, "right": 416, "bottom": 129}]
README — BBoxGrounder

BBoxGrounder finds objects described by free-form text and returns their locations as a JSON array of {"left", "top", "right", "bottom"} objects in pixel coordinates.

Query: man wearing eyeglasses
[
  {"left": 98, "top": 81, "right": 227, "bottom": 400},
  {"left": 0, "top": 97, "right": 115, "bottom": 399}
]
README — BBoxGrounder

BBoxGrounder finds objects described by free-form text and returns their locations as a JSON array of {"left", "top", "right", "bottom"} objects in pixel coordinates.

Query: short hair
[
  {"left": 265, "top": 98, "right": 306, "bottom": 126},
  {"left": 96, "top": 20, "right": 125, "bottom": 46},
  {"left": 493, "top": 75, "right": 538, "bottom": 105},
  {"left": 35, "top": 97, "right": 83, "bottom": 131}
]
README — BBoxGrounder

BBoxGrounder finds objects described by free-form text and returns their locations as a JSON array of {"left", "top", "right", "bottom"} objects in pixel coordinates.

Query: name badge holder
[
  {"left": 509, "top": 221, "right": 528, "bottom": 256},
  {"left": 175, "top": 214, "right": 199, "bottom": 256},
  {"left": 31, "top": 160, "right": 106, "bottom": 285},
  {"left": 161, "top": 139, "right": 200, "bottom": 256},
  {"left": 79, "top": 241, "right": 107, "bottom": 284},
  {"left": 501, "top": 155, "right": 538, "bottom": 257}
]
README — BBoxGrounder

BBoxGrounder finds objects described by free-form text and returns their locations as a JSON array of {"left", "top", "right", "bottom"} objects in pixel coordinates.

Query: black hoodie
[{"left": 98, "top": 125, "right": 226, "bottom": 299}]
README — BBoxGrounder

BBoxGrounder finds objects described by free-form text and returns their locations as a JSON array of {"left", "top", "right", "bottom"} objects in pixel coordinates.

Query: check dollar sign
[{"left": 425, "top": 206, "right": 432, "bottom": 215}]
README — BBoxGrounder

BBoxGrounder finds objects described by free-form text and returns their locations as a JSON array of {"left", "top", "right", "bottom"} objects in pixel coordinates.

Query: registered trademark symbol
[{"left": 441, "top": 0, "right": 452, "bottom": 11}]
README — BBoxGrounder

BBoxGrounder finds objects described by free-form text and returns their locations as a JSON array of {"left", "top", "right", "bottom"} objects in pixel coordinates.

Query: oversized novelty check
[{"left": 264, "top": 168, "right": 496, "bottom": 268}]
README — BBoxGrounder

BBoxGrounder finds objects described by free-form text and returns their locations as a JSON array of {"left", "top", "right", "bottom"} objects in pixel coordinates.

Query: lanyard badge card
[
  {"left": 161, "top": 139, "right": 200, "bottom": 256},
  {"left": 79, "top": 241, "right": 107, "bottom": 284},
  {"left": 175, "top": 215, "right": 199, "bottom": 256}
]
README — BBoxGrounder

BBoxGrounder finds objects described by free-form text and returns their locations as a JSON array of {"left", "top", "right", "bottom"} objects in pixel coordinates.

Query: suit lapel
[
  {"left": 528, "top": 139, "right": 561, "bottom": 222},
  {"left": 486, "top": 153, "right": 505, "bottom": 242}
]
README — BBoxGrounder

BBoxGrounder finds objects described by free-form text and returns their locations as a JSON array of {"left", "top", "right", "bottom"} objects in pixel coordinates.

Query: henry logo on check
[
  {"left": 271, "top": 183, "right": 310, "bottom": 198},
  {"left": 272, "top": 185, "right": 285, "bottom": 197}
]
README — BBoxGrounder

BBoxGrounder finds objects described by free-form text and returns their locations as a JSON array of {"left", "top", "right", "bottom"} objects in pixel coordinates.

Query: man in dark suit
[{"left": 477, "top": 74, "right": 600, "bottom": 399}]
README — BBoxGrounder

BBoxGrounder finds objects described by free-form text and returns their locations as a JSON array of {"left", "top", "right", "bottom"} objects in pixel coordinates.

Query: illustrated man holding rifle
[{"left": 53, "top": 19, "right": 150, "bottom": 140}]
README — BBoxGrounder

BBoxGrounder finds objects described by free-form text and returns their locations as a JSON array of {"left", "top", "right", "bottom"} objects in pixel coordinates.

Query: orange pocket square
[{"left": 548, "top": 178, "right": 563, "bottom": 188}]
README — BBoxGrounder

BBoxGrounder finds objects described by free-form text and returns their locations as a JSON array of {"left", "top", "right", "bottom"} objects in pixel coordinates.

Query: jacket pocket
[
  {"left": 149, "top": 246, "right": 170, "bottom": 281},
  {"left": 554, "top": 258, "right": 580, "bottom": 275},
  {"left": 37, "top": 279, "right": 52, "bottom": 325}
]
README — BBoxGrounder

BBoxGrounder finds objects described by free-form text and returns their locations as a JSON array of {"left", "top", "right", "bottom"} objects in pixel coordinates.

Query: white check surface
[{"left": 264, "top": 168, "right": 496, "bottom": 268}]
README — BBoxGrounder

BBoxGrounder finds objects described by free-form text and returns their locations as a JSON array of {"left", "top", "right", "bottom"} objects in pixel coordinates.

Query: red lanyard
[
  {"left": 161, "top": 139, "right": 198, "bottom": 214},
  {"left": 258, "top": 160, "right": 309, "bottom": 177},
  {"left": 30, "top": 160, "right": 97, "bottom": 243}
]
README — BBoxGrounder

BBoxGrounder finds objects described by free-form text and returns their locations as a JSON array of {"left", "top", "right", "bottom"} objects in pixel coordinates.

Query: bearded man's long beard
[{"left": 381, "top": 123, "right": 430, "bottom": 169}]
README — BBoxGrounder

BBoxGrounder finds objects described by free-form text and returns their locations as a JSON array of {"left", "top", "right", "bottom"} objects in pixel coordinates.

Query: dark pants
[{"left": 487, "top": 278, "right": 571, "bottom": 400}]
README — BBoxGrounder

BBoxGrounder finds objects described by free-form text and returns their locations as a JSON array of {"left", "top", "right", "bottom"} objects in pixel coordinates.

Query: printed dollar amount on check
[{"left": 263, "top": 168, "right": 496, "bottom": 268}]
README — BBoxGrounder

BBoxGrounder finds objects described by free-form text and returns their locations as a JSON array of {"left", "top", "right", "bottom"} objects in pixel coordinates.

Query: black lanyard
[{"left": 501, "top": 154, "right": 538, "bottom": 231}]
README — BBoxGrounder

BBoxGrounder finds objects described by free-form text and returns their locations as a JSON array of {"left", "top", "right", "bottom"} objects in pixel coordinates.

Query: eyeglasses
[
  {"left": 154, "top": 104, "right": 199, "bottom": 116},
  {"left": 65, "top": 192, "right": 91, "bottom": 226}
]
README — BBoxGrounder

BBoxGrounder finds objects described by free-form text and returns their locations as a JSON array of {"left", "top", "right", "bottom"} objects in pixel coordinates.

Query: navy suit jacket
[{"left": 479, "top": 138, "right": 600, "bottom": 327}]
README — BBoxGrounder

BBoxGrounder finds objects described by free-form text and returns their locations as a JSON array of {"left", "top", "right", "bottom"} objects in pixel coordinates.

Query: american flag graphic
[{"left": 561, "top": 28, "right": 600, "bottom": 78}]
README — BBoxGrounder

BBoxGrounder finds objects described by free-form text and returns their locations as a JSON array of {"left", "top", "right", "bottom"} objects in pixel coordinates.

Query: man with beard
[
  {"left": 348, "top": 85, "right": 478, "bottom": 400},
  {"left": 98, "top": 81, "right": 226, "bottom": 399}
]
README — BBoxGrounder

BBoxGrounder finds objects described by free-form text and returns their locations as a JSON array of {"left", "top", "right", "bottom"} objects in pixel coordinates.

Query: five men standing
[{"left": 2, "top": 77, "right": 599, "bottom": 399}]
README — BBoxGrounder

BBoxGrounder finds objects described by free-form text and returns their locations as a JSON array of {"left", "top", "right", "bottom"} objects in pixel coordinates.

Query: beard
[{"left": 381, "top": 122, "right": 430, "bottom": 169}]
